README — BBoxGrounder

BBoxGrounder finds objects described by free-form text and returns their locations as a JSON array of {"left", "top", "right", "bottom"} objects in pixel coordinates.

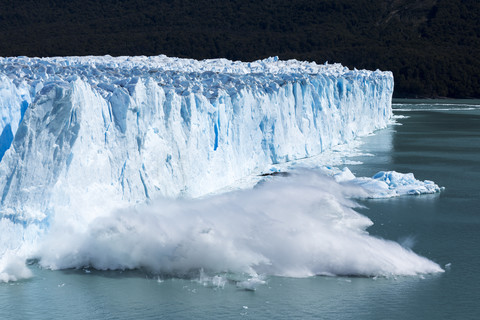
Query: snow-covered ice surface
[{"left": 0, "top": 55, "right": 443, "bottom": 282}]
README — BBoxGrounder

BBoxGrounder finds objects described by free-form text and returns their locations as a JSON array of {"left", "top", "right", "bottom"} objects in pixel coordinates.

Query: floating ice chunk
[
  {"left": 315, "top": 167, "right": 442, "bottom": 198},
  {"left": 353, "top": 170, "right": 443, "bottom": 198}
]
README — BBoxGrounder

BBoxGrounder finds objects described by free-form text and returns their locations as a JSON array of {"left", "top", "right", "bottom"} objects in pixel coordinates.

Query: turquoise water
[{"left": 1, "top": 100, "right": 479, "bottom": 319}]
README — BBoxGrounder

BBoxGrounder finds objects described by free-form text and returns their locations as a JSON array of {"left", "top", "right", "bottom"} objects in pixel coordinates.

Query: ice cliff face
[{"left": 0, "top": 55, "right": 393, "bottom": 221}]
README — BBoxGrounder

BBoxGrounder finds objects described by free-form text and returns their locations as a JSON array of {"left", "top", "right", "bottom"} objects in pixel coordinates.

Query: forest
[{"left": 0, "top": 0, "right": 478, "bottom": 98}]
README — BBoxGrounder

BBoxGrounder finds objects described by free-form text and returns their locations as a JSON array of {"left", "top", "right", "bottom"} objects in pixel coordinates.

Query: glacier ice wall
[{"left": 0, "top": 55, "right": 393, "bottom": 222}]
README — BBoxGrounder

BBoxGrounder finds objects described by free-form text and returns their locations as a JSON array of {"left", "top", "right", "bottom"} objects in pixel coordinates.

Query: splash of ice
[{"left": 34, "top": 170, "right": 443, "bottom": 279}]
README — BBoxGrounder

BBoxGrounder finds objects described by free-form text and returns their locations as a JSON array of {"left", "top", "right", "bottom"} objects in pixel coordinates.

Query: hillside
[{"left": 0, "top": 0, "right": 478, "bottom": 98}]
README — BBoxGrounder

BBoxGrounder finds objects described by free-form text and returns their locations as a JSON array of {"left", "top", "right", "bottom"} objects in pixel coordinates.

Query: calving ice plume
[{"left": 0, "top": 55, "right": 442, "bottom": 283}]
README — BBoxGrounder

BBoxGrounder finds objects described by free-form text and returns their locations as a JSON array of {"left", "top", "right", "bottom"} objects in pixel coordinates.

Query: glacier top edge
[{"left": 0, "top": 55, "right": 392, "bottom": 81}]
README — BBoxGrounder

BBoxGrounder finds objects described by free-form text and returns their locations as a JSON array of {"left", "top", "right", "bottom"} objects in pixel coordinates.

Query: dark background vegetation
[{"left": 0, "top": 0, "right": 478, "bottom": 98}]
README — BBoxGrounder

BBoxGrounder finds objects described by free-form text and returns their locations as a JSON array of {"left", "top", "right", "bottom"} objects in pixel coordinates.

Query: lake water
[{"left": 1, "top": 100, "right": 479, "bottom": 319}]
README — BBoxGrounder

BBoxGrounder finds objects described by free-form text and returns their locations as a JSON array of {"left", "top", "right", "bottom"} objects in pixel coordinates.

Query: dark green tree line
[{"left": 0, "top": 0, "right": 478, "bottom": 97}]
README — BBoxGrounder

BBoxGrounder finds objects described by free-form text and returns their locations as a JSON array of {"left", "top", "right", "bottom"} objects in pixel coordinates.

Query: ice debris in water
[
  {"left": 330, "top": 167, "right": 443, "bottom": 198},
  {"left": 354, "top": 170, "right": 443, "bottom": 198}
]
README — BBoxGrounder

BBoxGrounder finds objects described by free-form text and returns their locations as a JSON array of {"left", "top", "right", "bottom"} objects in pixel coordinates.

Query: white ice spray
[{"left": 35, "top": 170, "right": 443, "bottom": 278}]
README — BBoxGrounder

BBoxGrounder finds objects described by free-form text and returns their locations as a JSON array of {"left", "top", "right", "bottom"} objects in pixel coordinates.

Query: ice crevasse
[{"left": 0, "top": 55, "right": 393, "bottom": 222}]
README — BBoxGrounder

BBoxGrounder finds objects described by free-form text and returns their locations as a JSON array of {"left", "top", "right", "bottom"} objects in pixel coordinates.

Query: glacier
[
  {"left": 0, "top": 55, "right": 393, "bottom": 221},
  {"left": 0, "top": 55, "right": 444, "bottom": 282}
]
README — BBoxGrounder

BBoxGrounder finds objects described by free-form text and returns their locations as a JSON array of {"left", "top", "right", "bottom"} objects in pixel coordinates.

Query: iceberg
[
  {"left": 353, "top": 170, "right": 444, "bottom": 198},
  {"left": 0, "top": 55, "right": 394, "bottom": 221},
  {"left": 331, "top": 168, "right": 443, "bottom": 198}
]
